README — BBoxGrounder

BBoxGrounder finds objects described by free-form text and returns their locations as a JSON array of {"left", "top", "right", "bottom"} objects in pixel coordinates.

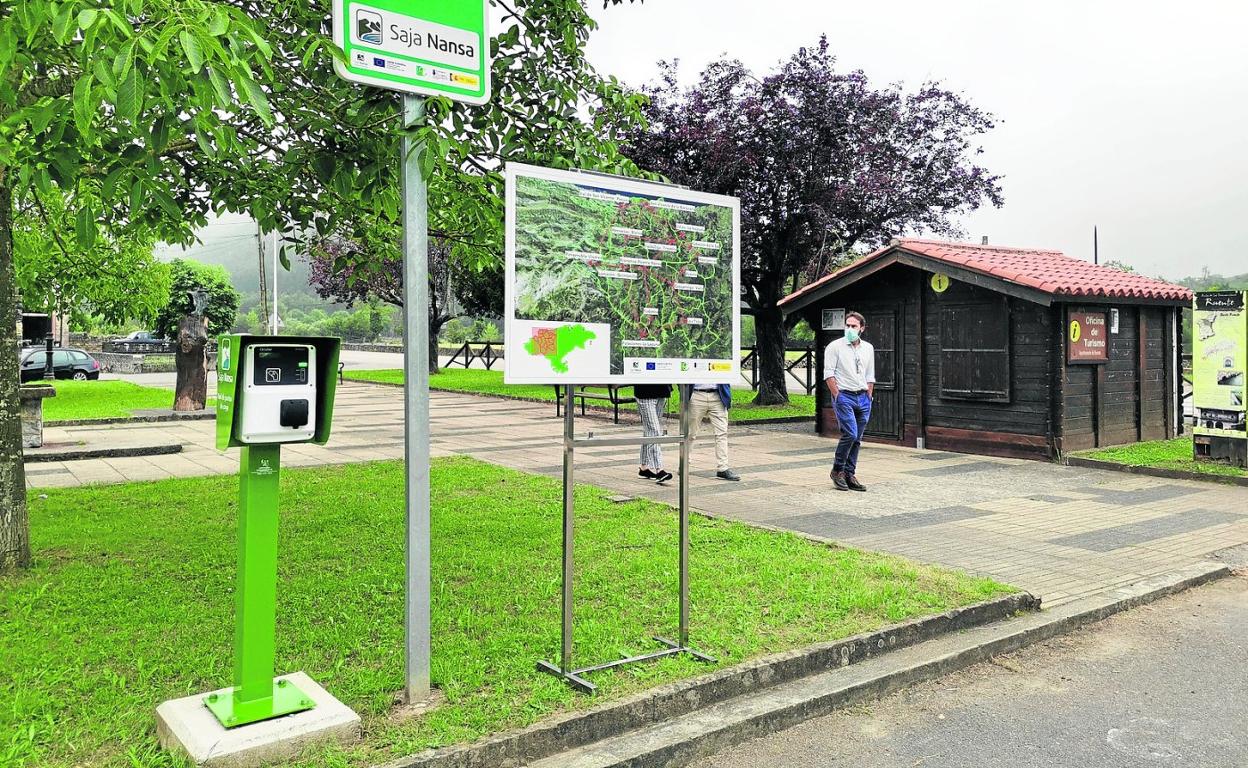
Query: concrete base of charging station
[{"left": 156, "top": 672, "right": 360, "bottom": 768}]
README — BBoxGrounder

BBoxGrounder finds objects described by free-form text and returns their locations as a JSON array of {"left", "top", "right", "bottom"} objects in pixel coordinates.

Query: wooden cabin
[{"left": 779, "top": 239, "right": 1193, "bottom": 460}]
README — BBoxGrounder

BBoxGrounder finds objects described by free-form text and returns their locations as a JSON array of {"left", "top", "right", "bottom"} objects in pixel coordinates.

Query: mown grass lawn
[
  {"left": 34, "top": 380, "right": 203, "bottom": 421},
  {"left": 345, "top": 368, "right": 816, "bottom": 422},
  {"left": 3, "top": 457, "right": 1010, "bottom": 768},
  {"left": 1078, "top": 436, "right": 1247, "bottom": 479}
]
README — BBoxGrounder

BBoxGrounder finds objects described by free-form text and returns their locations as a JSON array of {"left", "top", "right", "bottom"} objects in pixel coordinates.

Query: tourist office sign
[
  {"left": 504, "top": 163, "right": 742, "bottom": 385},
  {"left": 332, "top": 0, "right": 490, "bottom": 104},
  {"left": 1067, "top": 309, "right": 1109, "bottom": 364}
]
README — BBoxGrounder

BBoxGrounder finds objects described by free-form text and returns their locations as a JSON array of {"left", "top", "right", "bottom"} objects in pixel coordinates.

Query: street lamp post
[{"left": 42, "top": 335, "right": 54, "bottom": 380}]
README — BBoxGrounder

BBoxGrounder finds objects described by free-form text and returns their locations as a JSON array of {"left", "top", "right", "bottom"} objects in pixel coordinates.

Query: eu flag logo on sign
[
  {"left": 373, "top": 57, "right": 386, "bottom": 68},
  {"left": 646, "top": 362, "right": 656, "bottom": 370}
]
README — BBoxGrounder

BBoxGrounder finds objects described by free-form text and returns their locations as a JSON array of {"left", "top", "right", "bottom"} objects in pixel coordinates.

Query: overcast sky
[{"left": 585, "top": 0, "right": 1248, "bottom": 280}]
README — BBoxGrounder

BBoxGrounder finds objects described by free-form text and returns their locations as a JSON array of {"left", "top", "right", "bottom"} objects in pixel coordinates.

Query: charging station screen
[{"left": 253, "top": 347, "right": 310, "bottom": 386}]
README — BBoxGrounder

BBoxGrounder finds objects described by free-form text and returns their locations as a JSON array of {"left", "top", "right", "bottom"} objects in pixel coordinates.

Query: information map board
[
  {"left": 1193, "top": 291, "right": 1247, "bottom": 439},
  {"left": 504, "top": 164, "right": 740, "bottom": 384}
]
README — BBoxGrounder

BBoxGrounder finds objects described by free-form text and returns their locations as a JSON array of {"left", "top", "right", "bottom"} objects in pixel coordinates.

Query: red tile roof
[{"left": 780, "top": 238, "right": 1193, "bottom": 307}]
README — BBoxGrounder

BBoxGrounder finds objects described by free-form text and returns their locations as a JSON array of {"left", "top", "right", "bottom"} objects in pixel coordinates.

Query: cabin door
[{"left": 863, "top": 308, "right": 902, "bottom": 439}]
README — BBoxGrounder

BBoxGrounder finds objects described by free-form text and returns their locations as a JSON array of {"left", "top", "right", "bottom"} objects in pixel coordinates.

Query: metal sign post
[
  {"left": 333, "top": 0, "right": 491, "bottom": 706},
  {"left": 536, "top": 385, "right": 715, "bottom": 694},
  {"left": 401, "top": 94, "right": 432, "bottom": 703}
]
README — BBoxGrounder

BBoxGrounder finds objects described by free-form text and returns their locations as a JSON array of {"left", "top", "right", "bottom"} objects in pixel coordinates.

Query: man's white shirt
[{"left": 823, "top": 336, "right": 875, "bottom": 392}]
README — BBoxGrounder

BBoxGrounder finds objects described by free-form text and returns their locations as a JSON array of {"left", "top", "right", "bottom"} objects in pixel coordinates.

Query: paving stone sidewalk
[{"left": 27, "top": 382, "right": 1248, "bottom": 608}]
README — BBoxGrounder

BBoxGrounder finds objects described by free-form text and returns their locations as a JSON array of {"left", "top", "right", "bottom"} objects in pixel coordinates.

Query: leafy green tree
[
  {"left": 0, "top": 0, "right": 276, "bottom": 569},
  {"left": 154, "top": 258, "right": 240, "bottom": 339},
  {"left": 1, "top": 0, "right": 644, "bottom": 571},
  {"left": 14, "top": 191, "right": 170, "bottom": 328}
]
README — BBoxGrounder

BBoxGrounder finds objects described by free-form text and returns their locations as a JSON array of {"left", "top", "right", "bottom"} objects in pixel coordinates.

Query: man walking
[
  {"left": 690, "top": 383, "right": 740, "bottom": 481},
  {"left": 824, "top": 311, "right": 874, "bottom": 491}
]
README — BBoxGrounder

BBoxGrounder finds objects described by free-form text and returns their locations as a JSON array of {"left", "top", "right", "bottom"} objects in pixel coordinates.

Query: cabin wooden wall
[
  {"left": 920, "top": 279, "right": 1053, "bottom": 459},
  {"left": 797, "top": 264, "right": 1183, "bottom": 460},
  {"left": 1060, "top": 304, "right": 1175, "bottom": 452}
]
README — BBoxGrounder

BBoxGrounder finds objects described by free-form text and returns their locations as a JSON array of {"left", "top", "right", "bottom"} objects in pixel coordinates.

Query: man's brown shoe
[
  {"left": 831, "top": 470, "right": 849, "bottom": 491},
  {"left": 846, "top": 474, "right": 867, "bottom": 492}
]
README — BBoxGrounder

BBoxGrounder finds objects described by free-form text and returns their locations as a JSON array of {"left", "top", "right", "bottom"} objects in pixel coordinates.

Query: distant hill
[
  {"left": 152, "top": 214, "right": 328, "bottom": 315},
  {"left": 1175, "top": 272, "right": 1248, "bottom": 293}
]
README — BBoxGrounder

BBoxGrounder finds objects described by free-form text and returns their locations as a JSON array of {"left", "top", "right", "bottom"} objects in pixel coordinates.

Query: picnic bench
[{"left": 552, "top": 384, "right": 636, "bottom": 424}]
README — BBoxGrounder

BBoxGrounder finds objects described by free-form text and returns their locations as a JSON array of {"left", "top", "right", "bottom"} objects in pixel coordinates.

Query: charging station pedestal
[{"left": 157, "top": 335, "right": 360, "bottom": 767}]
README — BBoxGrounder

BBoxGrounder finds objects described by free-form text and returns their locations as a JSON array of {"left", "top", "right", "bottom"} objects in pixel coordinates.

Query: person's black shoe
[
  {"left": 638, "top": 468, "right": 657, "bottom": 480},
  {"left": 716, "top": 469, "right": 741, "bottom": 481},
  {"left": 846, "top": 474, "right": 867, "bottom": 492},
  {"left": 831, "top": 470, "right": 849, "bottom": 491},
  {"left": 654, "top": 469, "right": 674, "bottom": 484}
]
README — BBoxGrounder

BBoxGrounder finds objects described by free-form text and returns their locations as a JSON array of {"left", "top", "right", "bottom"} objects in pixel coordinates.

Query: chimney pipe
[{"left": 981, "top": 236, "right": 989, "bottom": 245}]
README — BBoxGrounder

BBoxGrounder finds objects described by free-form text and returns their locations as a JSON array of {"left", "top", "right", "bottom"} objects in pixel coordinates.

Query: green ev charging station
[{"left": 208, "top": 334, "right": 341, "bottom": 727}]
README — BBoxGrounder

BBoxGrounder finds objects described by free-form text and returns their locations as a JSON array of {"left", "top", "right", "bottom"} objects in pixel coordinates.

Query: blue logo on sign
[
  {"left": 373, "top": 57, "right": 386, "bottom": 68},
  {"left": 646, "top": 362, "right": 656, "bottom": 370}
]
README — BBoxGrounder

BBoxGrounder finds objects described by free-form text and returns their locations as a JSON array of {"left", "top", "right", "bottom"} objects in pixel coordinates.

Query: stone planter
[{"left": 19, "top": 385, "right": 56, "bottom": 449}]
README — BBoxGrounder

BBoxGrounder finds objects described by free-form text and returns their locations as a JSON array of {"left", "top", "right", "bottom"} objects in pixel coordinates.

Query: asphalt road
[{"left": 693, "top": 572, "right": 1248, "bottom": 768}]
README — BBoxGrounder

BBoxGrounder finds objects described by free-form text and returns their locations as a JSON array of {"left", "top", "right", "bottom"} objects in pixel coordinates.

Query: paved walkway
[{"left": 27, "top": 382, "right": 1248, "bottom": 608}]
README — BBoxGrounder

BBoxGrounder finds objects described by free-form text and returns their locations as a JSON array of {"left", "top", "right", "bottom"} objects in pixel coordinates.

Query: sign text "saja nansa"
[{"left": 390, "top": 27, "right": 475, "bottom": 58}]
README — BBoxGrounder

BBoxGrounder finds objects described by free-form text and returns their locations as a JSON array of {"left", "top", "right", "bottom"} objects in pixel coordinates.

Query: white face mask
[{"left": 845, "top": 328, "right": 861, "bottom": 343}]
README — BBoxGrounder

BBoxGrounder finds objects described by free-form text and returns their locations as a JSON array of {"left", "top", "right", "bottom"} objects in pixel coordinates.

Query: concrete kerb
[
  {"left": 1066, "top": 455, "right": 1248, "bottom": 488},
  {"left": 526, "top": 561, "right": 1231, "bottom": 768},
  {"left": 45, "top": 411, "right": 215, "bottom": 427},
  {"left": 374, "top": 592, "right": 1038, "bottom": 768},
  {"left": 23, "top": 443, "right": 183, "bottom": 463}
]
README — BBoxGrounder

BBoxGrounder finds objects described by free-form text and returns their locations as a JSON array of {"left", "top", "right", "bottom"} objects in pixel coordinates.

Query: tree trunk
[
  {"left": 173, "top": 314, "right": 209, "bottom": 411},
  {"left": 0, "top": 179, "right": 31, "bottom": 571},
  {"left": 753, "top": 305, "right": 790, "bottom": 406},
  {"left": 428, "top": 316, "right": 445, "bottom": 375}
]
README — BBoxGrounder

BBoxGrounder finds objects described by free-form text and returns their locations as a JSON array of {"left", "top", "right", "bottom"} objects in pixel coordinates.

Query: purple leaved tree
[
  {"left": 308, "top": 238, "right": 501, "bottom": 373},
  {"left": 619, "top": 37, "right": 1004, "bottom": 404}
]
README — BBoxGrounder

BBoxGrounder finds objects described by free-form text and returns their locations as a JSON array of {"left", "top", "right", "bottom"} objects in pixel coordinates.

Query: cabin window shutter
[{"left": 939, "top": 301, "right": 1010, "bottom": 401}]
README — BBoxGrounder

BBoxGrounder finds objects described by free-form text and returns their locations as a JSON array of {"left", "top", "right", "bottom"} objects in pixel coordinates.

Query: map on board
[
  {"left": 504, "top": 164, "right": 740, "bottom": 384},
  {"left": 523, "top": 324, "right": 598, "bottom": 374}
]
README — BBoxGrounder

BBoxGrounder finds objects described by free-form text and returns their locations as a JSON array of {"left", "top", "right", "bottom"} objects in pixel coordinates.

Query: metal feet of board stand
[
  {"left": 541, "top": 385, "right": 715, "bottom": 694},
  {"left": 537, "top": 638, "right": 717, "bottom": 694}
]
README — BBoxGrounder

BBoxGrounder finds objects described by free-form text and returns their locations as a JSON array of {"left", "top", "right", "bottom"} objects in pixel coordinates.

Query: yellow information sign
[{"left": 930, "top": 273, "right": 950, "bottom": 293}]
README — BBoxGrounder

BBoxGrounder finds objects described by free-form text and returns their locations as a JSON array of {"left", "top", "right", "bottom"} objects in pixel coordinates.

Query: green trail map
[
  {"left": 523, "top": 324, "right": 597, "bottom": 374},
  {"left": 511, "top": 174, "right": 736, "bottom": 376}
]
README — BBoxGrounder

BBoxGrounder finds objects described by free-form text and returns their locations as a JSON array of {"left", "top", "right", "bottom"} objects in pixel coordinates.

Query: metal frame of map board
[
  {"left": 504, "top": 163, "right": 741, "bottom": 385},
  {"left": 535, "top": 385, "right": 716, "bottom": 694}
]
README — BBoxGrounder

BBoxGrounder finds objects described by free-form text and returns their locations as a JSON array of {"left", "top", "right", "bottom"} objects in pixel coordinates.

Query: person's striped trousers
[{"left": 637, "top": 398, "right": 665, "bottom": 470}]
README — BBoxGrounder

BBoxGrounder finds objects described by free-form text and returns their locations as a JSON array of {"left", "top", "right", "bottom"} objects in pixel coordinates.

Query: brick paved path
[{"left": 28, "top": 382, "right": 1248, "bottom": 607}]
